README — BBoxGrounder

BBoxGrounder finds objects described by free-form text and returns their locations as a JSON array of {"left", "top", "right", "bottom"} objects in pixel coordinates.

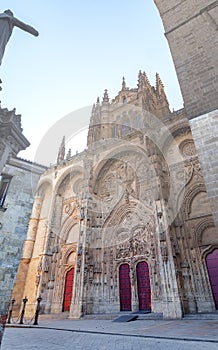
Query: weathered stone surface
[
  {"left": 154, "top": 0, "right": 218, "bottom": 119},
  {"left": 12, "top": 73, "right": 217, "bottom": 321},
  {"left": 0, "top": 157, "right": 46, "bottom": 316},
  {"left": 190, "top": 110, "right": 218, "bottom": 230}
]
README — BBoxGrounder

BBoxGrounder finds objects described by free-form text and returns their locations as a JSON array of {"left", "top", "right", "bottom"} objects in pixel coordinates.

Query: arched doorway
[
  {"left": 63, "top": 267, "right": 74, "bottom": 311},
  {"left": 206, "top": 249, "right": 218, "bottom": 309},
  {"left": 136, "top": 261, "right": 151, "bottom": 311},
  {"left": 119, "top": 264, "right": 132, "bottom": 311}
]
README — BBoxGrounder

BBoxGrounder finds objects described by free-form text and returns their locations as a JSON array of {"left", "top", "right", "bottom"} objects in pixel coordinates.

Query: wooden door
[
  {"left": 136, "top": 261, "right": 151, "bottom": 311},
  {"left": 206, "top": 249, "right": 218, "bottom": 309},
  {"left": 63, "top": 267, "right": 74, "bottom": 311},
  {"left": 119, "top": 264, "right": 132, "bottom": 311}
]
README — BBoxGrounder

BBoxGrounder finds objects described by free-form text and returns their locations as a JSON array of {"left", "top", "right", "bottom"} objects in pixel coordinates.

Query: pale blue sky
[{"left": 0, "top": 0, "right": 183, "bottom": 164}]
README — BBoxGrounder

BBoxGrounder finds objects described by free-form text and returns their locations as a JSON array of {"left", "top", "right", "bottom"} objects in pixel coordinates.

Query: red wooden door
[
  {"left": 136, "top": 261, "right": 151, "bottom": 311},
  {"left": 119, "top": 264, "right": 132, "bottom": 311},
  {"left": 206, "top": 249, "right": 218, "bottom": 309},
  {"left": 63, "top": 267, "right": 74, "bottom": 311}
]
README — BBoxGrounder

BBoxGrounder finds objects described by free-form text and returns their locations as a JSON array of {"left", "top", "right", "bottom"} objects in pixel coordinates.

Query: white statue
[{"left": 0, "top": 9, "right": 39, "bottom": 65}]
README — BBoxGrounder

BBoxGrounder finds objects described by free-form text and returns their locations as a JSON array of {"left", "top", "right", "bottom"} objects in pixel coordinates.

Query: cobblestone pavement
[{"left": 2, "top": 318, "right": 218, "bottom": 350}]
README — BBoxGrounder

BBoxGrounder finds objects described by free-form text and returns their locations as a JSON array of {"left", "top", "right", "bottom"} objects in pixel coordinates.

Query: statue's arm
[{"left": 12, "top": 17, "right": 39, "bottom": 37}]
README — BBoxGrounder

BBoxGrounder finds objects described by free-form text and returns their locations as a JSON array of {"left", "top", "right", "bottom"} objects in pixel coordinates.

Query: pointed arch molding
[
  {"left": 103, "top": 199, "right": 154, "bottom": 230},
  {"left": 182, "top": 183, "right": 206, "bottom": 219},
  {"left": 36, "top": 180, "right": 53, "bottom": 196},
  {"left": 194, "top": 218, "right": 216, "bottom": 247},
  {"left": 59, "top": 215, "right": 79, "bottom": 244},
  {"left": 62, "top": 243, "right": 77, "bottom": 266},
  {"left": 54, "top": 165, "right": 84, "bottom": 194},
  {"left": 162, "top": 121, "right": 190, "bottom": 154},
  {"left": 91, "top": 144, "right": 148, "bottom": 192}
]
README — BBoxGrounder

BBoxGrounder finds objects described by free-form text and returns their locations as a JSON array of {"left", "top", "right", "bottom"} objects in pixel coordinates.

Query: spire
[
  {"left": 155, "top": 72, "right": 170, "bottom": 115},
  {"left": 122, "top": 76, "right": 126, "bottom": 90},
  {"left": 137, "top": 70, "right": 143, "bottom": 92},
  {"left": 102, "top": 89, "right": 109, "bottom": 103},
  {"left": 143, "top": 71, "right": 150, "bottom": 86},
  {"left": 57, "top": 136, "right": 65, "bottom": 164},
  {"left": 156, "top": 73, "right": 164, "bottom": 92},
  {"left": 155, "top": 72, "right": 168, "bottom": 101}
]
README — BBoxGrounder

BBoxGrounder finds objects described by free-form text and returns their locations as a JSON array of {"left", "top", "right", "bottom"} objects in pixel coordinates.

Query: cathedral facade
[{"left": 12, "top": 72, "right": 218, "bottom": 319}]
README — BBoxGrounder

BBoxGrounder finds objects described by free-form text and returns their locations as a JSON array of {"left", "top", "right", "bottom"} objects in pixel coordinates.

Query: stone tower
[{"left": 154, "top": 0, "right": 218, "bottom": 231}]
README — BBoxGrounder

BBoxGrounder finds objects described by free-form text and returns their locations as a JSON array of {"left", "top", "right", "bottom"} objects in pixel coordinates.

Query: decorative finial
[
  {"left": 57, "top": 136, "right": 65, "bottom": 164},
  {"left": 122, "top": 76, "right": 126, "bottom": 90},
  {"left": 143, "top": 71, "right": 148, "bottom": 81},
  {"left": 103, "top": 89, "right": 109, "bottom": 103},
  {"left": 156, "top": 73, "right": 164, "bottom": 89},
  {"left": 96, "top": 97, "right": 100, "bottom": 104},
  {"left": 137, "top": 70, "right": 143, "bottom": 91},
  {"left": 66, "top": 148, "right": 72, "bottom": 160}
]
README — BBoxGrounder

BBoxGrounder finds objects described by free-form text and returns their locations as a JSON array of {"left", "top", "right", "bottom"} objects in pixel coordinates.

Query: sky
[{"left": 0, "top": 0, "right": 184, "bottom": 165}]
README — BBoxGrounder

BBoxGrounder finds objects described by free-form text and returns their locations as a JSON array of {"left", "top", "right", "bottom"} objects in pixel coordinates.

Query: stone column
[
  {"left": 22, "top": 196, "right": 43, "bottom": 260},
  {"left": 156, "top": 200, "right": 183, "bottom": 319},
  {"left": 11, "top": 196, "right": 43, "bottom": 317}
]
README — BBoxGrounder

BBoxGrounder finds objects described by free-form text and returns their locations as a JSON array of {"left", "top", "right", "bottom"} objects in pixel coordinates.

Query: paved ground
[{"left": 2, "top": 317, "right": 218, "bottom": 349}]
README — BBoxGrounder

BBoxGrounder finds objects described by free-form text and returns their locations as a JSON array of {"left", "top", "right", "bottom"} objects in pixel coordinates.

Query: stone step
[
  {"left": 39, "top": 311, "right": 70, "bottom": 320},
  {"left": 82, "top": 313, "right": 121, "bottom": 320},
  {"left": 183, "top": 311, "right": 218, "bottom": 320},
  {"left": 137, "top": 312, "right": 163, "bottom": 320}
]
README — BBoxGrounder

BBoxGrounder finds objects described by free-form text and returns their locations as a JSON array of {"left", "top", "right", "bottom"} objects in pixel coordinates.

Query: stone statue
[{"left": 0, "top": 9, "right": 39, "bottom": 65}]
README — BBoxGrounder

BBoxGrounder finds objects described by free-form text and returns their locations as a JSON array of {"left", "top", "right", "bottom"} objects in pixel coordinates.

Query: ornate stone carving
[
  {"left": 180, "top": 139, "right": 196, "bottom": 157},
  {"left": 161, "top": 245, "right": 168, "bottom": 262}
]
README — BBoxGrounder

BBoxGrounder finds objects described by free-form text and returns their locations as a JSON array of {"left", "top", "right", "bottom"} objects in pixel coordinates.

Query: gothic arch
[
  {"left": 91, "top": 144, "right": 148, "bottom": 193},
  {"left": 35, "top": 181, "right": 53, "bottom": 218},
  {"left": 61, "top": 244, "right": 77, "bottom": 266},
  {"left": 179, "top": 182, "right": 206, "bottom": 219},
  {"left": 36, "top": 180, "right": 53, "bottom": 196},
  {"left": 201, "top": 245, "right": 218, "bottom": 309},
  {"left": 103, "top": 199, "right": 153, "bottom": 230},
  {"left": 54, "top": 165, "right": 84, "bottom": 195},
  {"left": 202, "top": 245, "right": 218, "bottom": 261},
  {"left": 60, "top": 217, "right": 80, "bottom": 244},
  {"left": 194, "top": 218, "right": 216, "bottom": 247},
  {"left": 132, "top": 257, "right": 151, "bottom": 270},
  {"left": 162, "top": 121, "right": 190, "bottom": 155}
]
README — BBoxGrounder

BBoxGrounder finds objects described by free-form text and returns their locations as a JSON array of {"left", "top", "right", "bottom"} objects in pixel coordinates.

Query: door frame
[
  {"left": 62, "top": 266, "right": 75, "bottom": 312},
  {"left": 136, "top": 260, "right": 151, "bottom": 311},
  {"left": 205, "top": 248, "right": 218, "bottom": 309},
  {"left": 119, "top": 263, "right": 132, "bottom": 311}
]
